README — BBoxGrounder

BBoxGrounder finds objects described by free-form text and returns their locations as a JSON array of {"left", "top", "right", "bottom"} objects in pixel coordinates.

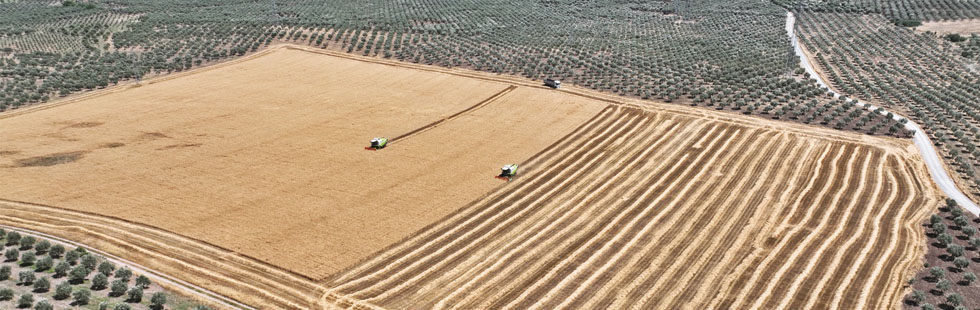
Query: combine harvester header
[
  {"left": 496, "top": 164, "right": 520, "bottom": 181},
  {"left": 365, "top": 137, "right": 388, "bottom": 151}
]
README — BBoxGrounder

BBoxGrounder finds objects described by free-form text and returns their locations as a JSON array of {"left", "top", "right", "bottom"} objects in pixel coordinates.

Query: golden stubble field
[
  {"left": 324, "top": 105, "right": 940, "bottom": 310},
  {"left": 0, "top": 47, "right": 605, "bottom": 279},
  {"left": 0, "top": 45, "right": 942, "bottom": 309}
]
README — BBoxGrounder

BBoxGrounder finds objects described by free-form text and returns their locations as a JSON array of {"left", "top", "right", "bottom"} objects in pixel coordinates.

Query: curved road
[
  {"left": 785, "top": 11, "right": 980, "bottom": 215},
  {"left": 0, "top": 224, "right": 255, "bottom": 310}
]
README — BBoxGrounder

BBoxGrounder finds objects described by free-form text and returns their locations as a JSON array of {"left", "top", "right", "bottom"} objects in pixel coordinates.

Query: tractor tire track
[{"left": 389, "top": 85, "right": 517, "bottom": 144}]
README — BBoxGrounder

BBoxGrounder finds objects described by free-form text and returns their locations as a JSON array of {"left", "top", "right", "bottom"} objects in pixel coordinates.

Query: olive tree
[
  {"left": 33, "top": 277, "right": 50, "bottom": 292},
  {"left": 0, "top": 288, "right": 13, "bottom": 300},
  {"left": 19, "top": 270, "right": 36, "bottom": 285},
  {"left": 0, "top": 265, "right": 10, "bottom": 281},
  {"left": 98, "top": 261, "right": 115, "bottom": 276},
  {"left": 947, "top": 293, "right": 963, "bottom": 307},
  {"left": 69, "top": 265, "right": 90, "bottom": 284},
  {"left": 91, "top": 273, "right": 108, "bottom": 290},
  {"left": 110, "top": 279, "right": 127, "bottom": 297},
  {"left": 72, "top": 288, "right": 91, "bottom": 305},
  {"left": 18, "top": 293, "right": 33, "bottom": 308},
  {"left": 34, "top": 300, "right": 53, "bottom": 310},
  {"left": 54, "top": 281, "right": 72, "bottom": 300},
  {"left": 127, "top": 286, "right": 143, "bottom": 303},
  {"left": 54, "top": 261, "right": 70, "bottom": 277},
  {"left": 955, "top": 257, "right": 970, "bottom": 270},
  {"left": 135, "top": 275, "right": 151, "bottom": 289},
  {"left": 48, "top": 244, "right": 65, "bottom": 258},
  {"left": 150, "top": 292, "right": 167, "bottom": 310}
]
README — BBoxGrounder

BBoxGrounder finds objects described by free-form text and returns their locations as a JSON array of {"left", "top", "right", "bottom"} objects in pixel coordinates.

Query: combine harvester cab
[
  {"left": 544, "top": 78, "right": 561, "bottom": 89},
  {"left": 496, "top": 164, "right": 519, "bottom": 181},
  {"left": 366, "top": 137, "right": 388, "bottom": 150}
]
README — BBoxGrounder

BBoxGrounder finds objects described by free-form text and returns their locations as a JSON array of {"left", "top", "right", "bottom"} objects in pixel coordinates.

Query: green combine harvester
[
  {"left": 368, "top": 137, "right": 388, "bottom": 150},
  {"left": 497, "top": 164, "right": 519, "bottom": 180}
]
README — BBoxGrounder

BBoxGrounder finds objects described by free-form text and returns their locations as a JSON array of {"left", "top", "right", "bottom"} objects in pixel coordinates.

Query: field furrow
[
  {"left": 347, "top": 112, "right": 648, "bottom": 301},
  {"left": 635, "top": 132, "right": 788, "bottom": 309},
  {"left": 661, "top": 137, "right": 806, "bottom": 310},
  {"left": 753, "top": 145, "right": 867, "bottom": 309},
  {"left": 770, "top": 149, "right": 876, "bottom": 308},
  {"left": 323, "top": 106, "right": 936, "bottom": 310},
  {"left": 793, "top": 151, "right": 885, "bottom": 310},
  {"left": 858, "top": 157, "right": 920, "bottom": 309},
  {"left": 424, "top": 116, "right": 700, "bottom": 310},
  {"left": 589, "top": 128, "right": 762, "bottom": 309},
  {"left": 331, "top": 109, "right": 631, "bottom": 295},
  {"left": 495, "top": 124, "right": 752, "bottom": 310},
  {"left": 324, "top": 105, "right": 619, "bottom": 288},
  {"left": 450, "top": 120, "right": 731, "bottom": 309},
  {"left": 366, "top": 113, "right": 658, "bottom": 305},
  {"left": 725, "top": 143, "right": 847, "bottom": 308}
]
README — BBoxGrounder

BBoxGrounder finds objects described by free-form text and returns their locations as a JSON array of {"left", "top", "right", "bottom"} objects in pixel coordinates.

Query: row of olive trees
[
  {"left": 797, "top": 11, "right": 980, "bottom": 191},
  {"left": 907, "top": 199, "right": 980, "bottom": 310},
  {"left": 0, "top": 228, "right": 172, "bottom": 310},
  {"left": 0, "top": 0, "right": 907, "bottom": 139}
]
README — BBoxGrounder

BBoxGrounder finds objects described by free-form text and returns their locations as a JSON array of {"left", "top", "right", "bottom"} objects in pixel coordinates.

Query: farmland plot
[
  {"left": 324, "top": 106, "right": 940, "bottom": 310},
  {"left": 0, "top": 45, "right": 941, "bottom": 310},
  {"left": 0, "top": 47, "right": 605, "bottom": 280}
]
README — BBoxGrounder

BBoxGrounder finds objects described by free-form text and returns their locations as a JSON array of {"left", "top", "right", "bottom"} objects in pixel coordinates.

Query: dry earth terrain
[
  {"left": 0, "top": 45, "right": 942, "bottom": 309},
  {"left": 916, "top": 19, "right": 980, "bottom": 35}
]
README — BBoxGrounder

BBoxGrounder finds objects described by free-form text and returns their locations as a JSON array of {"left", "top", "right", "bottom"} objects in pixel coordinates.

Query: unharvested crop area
[
  {"left": 0, "top": 46, "right": 604, "bottom": 280},
  {"left": 0, "top": 45, "right": 941, "bottom": 309},
  {"left": 324, "top": 105, "right": 940, "bottom": 310}
]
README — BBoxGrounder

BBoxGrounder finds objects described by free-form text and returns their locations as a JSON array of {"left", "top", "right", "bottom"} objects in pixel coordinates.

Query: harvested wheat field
[
  {"left": 323, "top": 105, "right": 941, "bottom": 310},
  {"left": 0, "top": 45, "right": 941, "bottom": 310},
  {"left": 0, "top": 46, "right": 605, "bottom": 280}
]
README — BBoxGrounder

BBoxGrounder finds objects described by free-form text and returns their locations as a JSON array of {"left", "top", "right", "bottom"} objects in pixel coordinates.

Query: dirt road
[{"left": 787, "top": 11, "right": 980, "bottom": 215}]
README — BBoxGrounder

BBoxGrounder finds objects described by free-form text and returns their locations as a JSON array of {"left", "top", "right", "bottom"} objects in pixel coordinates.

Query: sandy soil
[
  {"left": 0, "top": 47, "right": 604, "bottom": 281},
  {"left": 917, "top": 19, "right": 980, "bottom": 35},
  {"left": 324, "top": 105, "right": 940, "bottom": 310}
]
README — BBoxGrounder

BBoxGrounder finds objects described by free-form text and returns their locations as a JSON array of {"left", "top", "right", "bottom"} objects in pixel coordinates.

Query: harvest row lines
[{"left": 324, "top": 107, "right": 935, "bottom": 310}]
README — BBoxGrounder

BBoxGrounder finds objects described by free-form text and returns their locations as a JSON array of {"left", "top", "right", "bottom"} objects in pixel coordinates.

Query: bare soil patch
[
  {"left": 917, "top": 20, "right": 980, "bottom": 35},
  {"left": 61, "top": 121, "right": 104, "bottom": 129},
  {"left": 99, "top": 143, "right": 126, "bottom": 149},
  {"left": 12, "top": 151, "right": 88, "bottom": 167}
]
